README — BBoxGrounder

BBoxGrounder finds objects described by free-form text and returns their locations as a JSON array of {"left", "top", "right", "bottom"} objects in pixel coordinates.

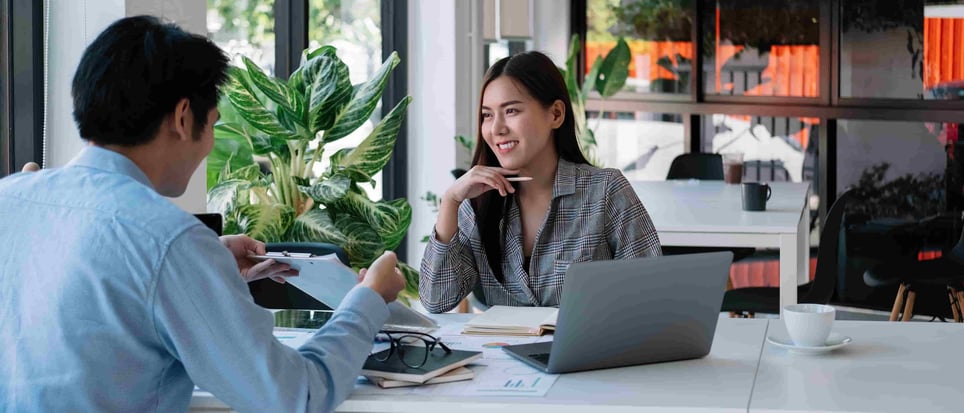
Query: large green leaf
[
  {"left": 208, "top": 179, "right": 250, "bottom": 220},
  {"left": 582, "top": 55, "right": 603, "bottom": 98},
  {"left": 301, "top": 174, "right": 351, "bottom": 204},
  {"left": 232, "top": 203, "right": 295, "bottom": 242},
  {"left": 333, "top": 96, "right": 411, "bottom": 178},
  {"left": 323, "top": 52, "right": 400, "bottom": 144},
  {"left": 594, "top": 38, "right": 631, "bottom": 98},
  {"left": 334, "top": 191, "right": 412, "bottom": 251},
  {"left": 302, "top": 53, "right": 352, "bottom": 134},
  {"left": 225, "top": 67, "right": 295, "bottom": 139},
  {"left": 333, "top": 214, "right": 385, "bottom": 268},
  {"left": 242, "top": 57, "right": 302, "bottom": 123},
  {"left": 286, "top": 208, "right": 348, "bottom": 245},
  {"left": 288, "top": 46, "right": 336, "bottom": 96},
  {"left": 396, "top": 261, "right": 421, "bottom": 304},
  {"left": 208, "top": 124, "right": 255, "bottom": 189}
]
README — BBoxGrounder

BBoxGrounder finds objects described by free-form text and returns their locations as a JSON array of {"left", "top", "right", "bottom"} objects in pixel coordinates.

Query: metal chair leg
[{"left": 890, "top": 283, "right": 907, "bottom": 322}]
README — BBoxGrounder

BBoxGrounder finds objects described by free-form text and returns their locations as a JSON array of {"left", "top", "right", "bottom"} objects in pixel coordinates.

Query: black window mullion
[
  {"left": 275, "top": 0, "right": 308, "bottom": 80},
  {"left": 9, "top": 0, "right": 43, "bottom": 175},
  {"left": 381, "top": 0, "right": 409, "bottom": 261},
  {"left": 1, "top": 0, "right": 10, "bottom": 176},
  {"left": 821, "top": 0, "right": 833, "bottom": 106}
]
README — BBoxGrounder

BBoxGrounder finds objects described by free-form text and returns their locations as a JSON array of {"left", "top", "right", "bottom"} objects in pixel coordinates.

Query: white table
[
  {"left": 750, "top": 320, "right": 964, "bottom": 413},
  {"left": 191, "top": 315, "right": 770, "bottom": 413},
  {"left": 632, "top": 181, "right": 811, "bottom": 309}
]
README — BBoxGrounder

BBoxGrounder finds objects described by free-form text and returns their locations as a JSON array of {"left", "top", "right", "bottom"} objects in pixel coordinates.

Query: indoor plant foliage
[
  {"left": 561, "top": 34, "right": 631, "bottom": 165},
  {"left": 207, "top": 46, "right": 418, "bottom": 299}
]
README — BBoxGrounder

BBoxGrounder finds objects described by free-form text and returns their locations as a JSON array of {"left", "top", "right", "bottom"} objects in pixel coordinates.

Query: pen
[{"left": 506, "top": 177, "right": 533, "bottom": 182}]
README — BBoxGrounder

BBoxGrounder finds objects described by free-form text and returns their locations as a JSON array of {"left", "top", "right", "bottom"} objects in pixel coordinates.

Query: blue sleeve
[{"left": 150, "top": 226, "right": 389, "bottom": 413}]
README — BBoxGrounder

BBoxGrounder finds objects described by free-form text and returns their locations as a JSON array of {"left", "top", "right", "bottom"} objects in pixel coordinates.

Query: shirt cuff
[
  {"left": 338, "top": 286, "right": 391, "bottom": 329},
  {"left": 427, "top": 227, "right": 456, "bottom": 255}
]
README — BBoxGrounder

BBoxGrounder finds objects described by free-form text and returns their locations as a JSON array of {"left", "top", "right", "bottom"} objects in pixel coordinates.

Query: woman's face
[{"left": 480, "top": 76, "right": 564, "bottom": 170}]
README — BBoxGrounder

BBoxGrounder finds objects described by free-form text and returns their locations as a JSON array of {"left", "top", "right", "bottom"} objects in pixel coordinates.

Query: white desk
[
  {"left": 750, "top": 320, "right": 964, "bottom": 413},
  {"left": 632, "top": 181, "right": 811, "bottom": 309},
  {"left": 191, "top": 315, "right": 769, "bottom": 413}
]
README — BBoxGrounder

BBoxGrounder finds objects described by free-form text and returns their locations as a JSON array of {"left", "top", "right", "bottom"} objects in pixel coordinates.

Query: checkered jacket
[{"left": 419, "top": 159, "right": 662, "bottom": 313}]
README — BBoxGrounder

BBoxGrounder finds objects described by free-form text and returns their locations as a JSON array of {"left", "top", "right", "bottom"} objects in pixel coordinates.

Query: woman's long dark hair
[{"left": 472, "top": 51, "right": 589, "bottom": 283}]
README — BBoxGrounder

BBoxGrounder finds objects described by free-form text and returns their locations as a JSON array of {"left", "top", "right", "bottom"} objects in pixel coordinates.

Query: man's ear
[
  {"left": 550, "top": 99, "right": 565, "bottom": 129},
  {"left": 171, "top": 98, "right": 192, "bottom": 141}
]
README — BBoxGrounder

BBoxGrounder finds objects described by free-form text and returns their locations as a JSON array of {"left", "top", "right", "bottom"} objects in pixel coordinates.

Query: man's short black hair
[{"left": 72, "top": 15, "right": 229, "bottom": 146}]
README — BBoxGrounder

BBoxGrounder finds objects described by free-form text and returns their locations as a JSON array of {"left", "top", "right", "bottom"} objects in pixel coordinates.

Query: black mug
[{"left": 742, "top": 182, "right": 772, "bottom": 211}]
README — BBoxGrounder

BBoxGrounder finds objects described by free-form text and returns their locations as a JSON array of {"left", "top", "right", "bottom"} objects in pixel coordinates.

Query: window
[
  {"left": 590, "top": 111, "right": 685, "bottom": 180},
  {"left": 841, "top": 1, "right": 964, "bottom": 100},
  {"left": 702, "top": 0, "right": 821, "bottom": 98},
  {"left": 207, "top": 0, "right": 277, "bottom": 75},
  {"left": 589, "top": 0, "right": 694, "bottom": 96},
  {"left": 837, "top": 119, "right": 954, "bottom": 215},
  {"left": 308, "top": 0, "right": 384, "bottom": 200}
]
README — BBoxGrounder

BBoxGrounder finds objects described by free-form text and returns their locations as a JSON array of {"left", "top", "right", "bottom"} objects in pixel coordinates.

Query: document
[
  {"left": 251, "top": 253, "right": 438, "bottom": 332},
  {"left": 463, "top": 306, "right": 558, "bottom": 336}
]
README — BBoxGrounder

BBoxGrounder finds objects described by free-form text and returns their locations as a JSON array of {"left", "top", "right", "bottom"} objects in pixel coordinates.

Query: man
[{"left": 0, "top": 16, "right": 405, "bottom": 412}]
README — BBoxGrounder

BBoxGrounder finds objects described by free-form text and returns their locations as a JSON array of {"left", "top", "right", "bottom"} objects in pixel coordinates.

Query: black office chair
[
  {"left": 722, "top": 190, "right": 854, "bottom": 317},
  {"left": 663, "top": 153, "right": 755, "bottom": 262},
  {"left": 864, "top": 213, "right": 964, "bottom": 321},
  {"left": 247, "top": 242, "right": 351, "bottom": 311},
  {"left": 666, "top": 153, "right": 725, "bottom": 181}
]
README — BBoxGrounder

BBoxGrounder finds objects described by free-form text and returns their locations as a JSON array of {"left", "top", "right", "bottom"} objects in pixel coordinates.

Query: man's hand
[
  {"left": 21, "top": 162, "right": 40, "bottom": 172},
  {"left": 357, "top": 251, "right": 406, "bottom": 303},
  {"left": 220, "top": 234, "right": 299, "bottom": 283}
]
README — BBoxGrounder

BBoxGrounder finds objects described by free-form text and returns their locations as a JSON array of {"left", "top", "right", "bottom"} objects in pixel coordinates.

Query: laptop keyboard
[{"left": 529, "top": 352, "right": 551, "bottom": 364}]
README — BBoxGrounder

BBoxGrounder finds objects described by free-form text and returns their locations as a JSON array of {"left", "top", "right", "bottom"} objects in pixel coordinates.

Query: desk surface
[
  {"left": 750, "top": 320, "right": 964, "bottom": 413},
  {"left": 192, "top": 316, "right": 964, "bottom": 413},
  {"left": 192, "top": 315, "right": 769, "bottom": 413},
  {"left": 631, "top": 181, "right": 810, "bottom": 235}
]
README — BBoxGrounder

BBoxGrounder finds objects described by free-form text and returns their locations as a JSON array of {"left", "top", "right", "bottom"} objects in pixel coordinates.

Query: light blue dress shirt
[{"left": 0, "top": 146, "right": 389, "bottom": 412}]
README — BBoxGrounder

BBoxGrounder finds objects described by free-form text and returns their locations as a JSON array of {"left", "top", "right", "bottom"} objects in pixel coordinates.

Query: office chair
[
  {"left": 863, "top": 213, "right": 964, "bottom": 321},
  {"left": 666, "top": 153, "right": 725, "bottom": 181},
  {"left": 721, "top": 190, "right": 854, "bottom": 317},
  {"left": 247, "top": 242, "right": 351, "bottom": 311},
  {"left": 663, "top": 153, "right": 755, "bottom": 262}
]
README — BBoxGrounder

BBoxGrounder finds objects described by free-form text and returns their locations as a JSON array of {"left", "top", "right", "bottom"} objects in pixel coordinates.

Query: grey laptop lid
[{"left": 503, "top": 252, "right": 732, "bottom": 374}]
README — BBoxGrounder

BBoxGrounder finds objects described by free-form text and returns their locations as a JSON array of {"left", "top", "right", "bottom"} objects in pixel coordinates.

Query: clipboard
[{"left": 250, "top": 253, "right": 438, "bottom": 333}]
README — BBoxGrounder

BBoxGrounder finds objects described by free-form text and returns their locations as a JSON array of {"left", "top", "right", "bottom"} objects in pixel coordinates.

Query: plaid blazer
[{"left": 419, "top": 159, "right": 661, "bottom": 313}]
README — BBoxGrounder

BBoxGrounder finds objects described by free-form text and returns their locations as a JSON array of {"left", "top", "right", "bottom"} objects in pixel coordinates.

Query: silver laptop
[{"left": 502, "top": 252, "right": 732, "bottom": 374}]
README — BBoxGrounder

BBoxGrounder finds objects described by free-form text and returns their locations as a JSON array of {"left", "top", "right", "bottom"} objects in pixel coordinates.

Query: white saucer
[{"left": 766, "top": 333, "right": 852, "bottom": 354}]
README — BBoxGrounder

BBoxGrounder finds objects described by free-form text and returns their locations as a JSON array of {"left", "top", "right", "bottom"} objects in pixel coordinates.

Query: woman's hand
[{"left": 444, "top": 165, "right": 520, "bottom": 204}]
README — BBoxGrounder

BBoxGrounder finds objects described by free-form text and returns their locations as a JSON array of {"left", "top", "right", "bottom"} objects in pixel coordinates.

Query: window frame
[{"left": 2, "top": 0, "right": 44, "bottom": 176}]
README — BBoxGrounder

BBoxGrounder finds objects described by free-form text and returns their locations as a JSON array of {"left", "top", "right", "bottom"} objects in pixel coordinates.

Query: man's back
[{"left": 0, "top": 147, "right": 203, "bottom": 411}]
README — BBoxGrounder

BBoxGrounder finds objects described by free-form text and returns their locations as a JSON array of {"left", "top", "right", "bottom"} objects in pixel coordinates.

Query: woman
[{"left": 420, "top": 51, "right": 661, "bottom": 313}]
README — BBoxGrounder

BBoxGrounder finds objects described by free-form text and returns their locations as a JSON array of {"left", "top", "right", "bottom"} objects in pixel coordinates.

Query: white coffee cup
[{"left": 783, "top": 304, "right": 835, "bottom": 347}]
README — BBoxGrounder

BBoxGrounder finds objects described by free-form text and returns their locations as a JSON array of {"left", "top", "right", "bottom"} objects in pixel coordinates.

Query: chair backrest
[
  {"left": 666, "top": 153, "right": 724, "bottom": 180},
  {"left": 802, "top": 189, "right": 854, "bottom": 304},
  {"left": 950, "top": 211, "right": 964, "bottom": 265},
  {"left": 247, "top": 242, "right": 350, "bottom": 311},
  {"left": 193, "top": 213, "right": 223, "bottom": 236}
]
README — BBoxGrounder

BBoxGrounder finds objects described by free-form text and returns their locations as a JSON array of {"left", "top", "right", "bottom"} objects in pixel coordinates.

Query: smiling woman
[{"left": 419, "top": 51, "right": 663, "bottom": 314}]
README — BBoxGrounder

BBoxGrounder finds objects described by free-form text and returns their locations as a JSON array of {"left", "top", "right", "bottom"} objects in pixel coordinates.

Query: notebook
[
  {"left": 365, "top": 366, "right": 474, "bottom": 388},
  {"left": 250, "top": 253, "right": 438, "bottom": 333},
  {"left": 361, "top": 346, "right": 482, "bottom": 383},
  {"left": 462, "top": 306, "right": 558, "bottom": 336}
]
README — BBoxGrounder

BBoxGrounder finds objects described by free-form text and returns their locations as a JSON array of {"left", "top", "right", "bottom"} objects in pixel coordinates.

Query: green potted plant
[
  {"left": 206, "top": 46, "right": 418, "bottom": 301},
  {"left": 561, "top": 34, "right": 631, "bottom": 165}
]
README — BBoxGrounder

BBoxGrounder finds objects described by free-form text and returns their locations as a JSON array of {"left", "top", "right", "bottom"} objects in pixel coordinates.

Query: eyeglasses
[{"left": 372, "top": 330, "right": 452, "bottom": 369}]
